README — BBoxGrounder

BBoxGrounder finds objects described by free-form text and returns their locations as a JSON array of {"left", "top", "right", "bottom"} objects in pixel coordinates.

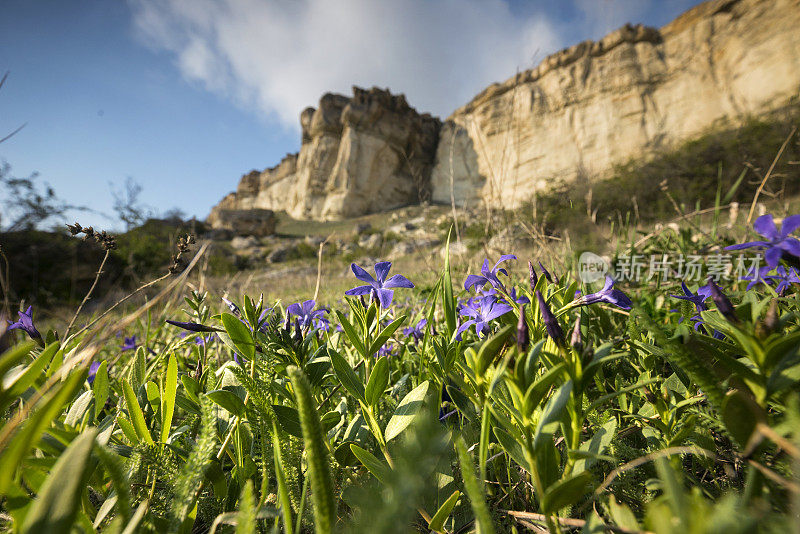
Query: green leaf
[
  {"left": 350, "top": 444, "right": 390, "bottom": 484},
  {"left": 540, "top": 471, "right": 592, "bottom": 514},
  {"left": 116, "top": 416, "right": 139, "bottom": 444},
  {"left": 328, "top": 348, "right": 366, "bottom": 403},
  {"left": 161, "top": 354, "right": 178, "bottom": 443},
  {"left": 335, "top": 311, "right": 366, "bottom": 358},
  {"left": 122, "top": 382, "right": 154, "bottom": 446},
  {"left": 385, "top": 380, "right": 429, "bottom": 442},
  {"left": 721, "top": 390, "right": 765, "bottom": 449},
  {"left": 493, "top": 427, "right": 531, "bottom": 473},
  {"left": 534, "top": 380, "right": 572, "bottom": 448},
  {"left": 207, "top": 389, "right": 246, "bottom": 418},
  {"left": 221, "top": 313, "right": 255, "bottom": 360},
  {"left": 0, "top": 341, "right": 36, "bottom": 383},
  {"left": 0, "top": 368, "right": 86, "bottom": 495},
  {"left": 475, "top": 325, "right": 514, "bottom": 377},
  {"left": 92, "top": 361, "right": 109, "bottom": 419},
  {"left": 573, "top": 418, "right": 617, "bottom": 474},
  {"left": 21, "top": 429, "right": 98, "bottom": 534},
  {"left": 320, "top": 411, "right": 342, "bottom": 433},
  {"left": 428, "top": 489, "right": 460, "bottom": 532},
  {"left": 365, "top": 357, "right": 389, "bottom": 406},
  {"left": 367, "top": 315, "right": 406, "bottom": 357},
  {"left": 0, "top": 342, "right": 59, "bottom": 410},
  {"left": 272, "top": 405, "right": 303, "bottom": 439}
]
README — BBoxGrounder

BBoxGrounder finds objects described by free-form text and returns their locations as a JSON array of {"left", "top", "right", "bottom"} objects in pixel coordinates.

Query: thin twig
[
  {"left": 313, "top": 234, "right": 332, "bottom": 303},
  {"left": 64, "top": 249, "right": 110, "bottom": 339},
  {"left": 746, "top": 127, "right": 796, "bottom": 223}
]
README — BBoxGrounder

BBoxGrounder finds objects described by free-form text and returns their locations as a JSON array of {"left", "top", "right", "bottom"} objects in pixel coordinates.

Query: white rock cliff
[{"left": 209, "top": 0, "right": 800, "bottom": 226}]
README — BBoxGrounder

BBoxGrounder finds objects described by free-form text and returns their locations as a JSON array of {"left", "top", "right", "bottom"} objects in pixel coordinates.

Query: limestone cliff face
[
  {"left": 209, "top": 87, "right": 441, "bottom": 222},
  {"left": 430, "top": 0, "right": 800, "bottom": 208}
]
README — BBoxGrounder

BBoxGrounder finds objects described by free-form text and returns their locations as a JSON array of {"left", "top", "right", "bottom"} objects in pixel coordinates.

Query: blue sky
[{"left": 0, "top": 0, "right": 703, "bottom": 230}]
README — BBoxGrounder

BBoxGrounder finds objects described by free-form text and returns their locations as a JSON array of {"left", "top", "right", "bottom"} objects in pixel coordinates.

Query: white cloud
[{"left": 129, "top": 0, "right": 562, "bottom": 128}]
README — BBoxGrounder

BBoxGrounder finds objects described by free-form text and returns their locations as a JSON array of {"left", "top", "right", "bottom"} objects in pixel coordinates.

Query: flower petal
[
  {"left": 374, "top": 261, "right": 392, "bottom": 284},
  {"left": 383, "top": 274, "right": 414, "bottom": 289},
  {"left": 780, "top": 214, "right": 800, "bottom": 238},
  {"left": 725, "top": 241, "right": 769, "bottom": 250},
  {"left": 455, "top": 320, "right": 475, "bottom": 340},
  {"left": 780, "top": 237, "right": 800, "bottom": 259},
  {"left": 351, "top": 263, "right": 376, "bottom": 285},
  {"left": 484, "top": 303, "right": 512, "bottom": 321},
  {"left": 753, "top": 214, "right": 779, "bottom": 239},
  {"left": 345, "top": 285, "right": 373, "bottom": 296},
  {"left": 765, "top": 246, "right": 783, "bottom": 268},
  {"left": 464, "top": 274, "right": 488, "bottom": 291},
  {"left": 286, "top": 303, "right": 303, "bottom": 316},
  {"left": 376, "top": 288, "right": 394, "bottom": 309}
]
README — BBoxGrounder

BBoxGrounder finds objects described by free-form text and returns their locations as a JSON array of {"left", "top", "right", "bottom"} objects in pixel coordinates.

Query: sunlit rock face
[
  {"left": 430, "top": 0, "right": 800, "bottom": 208},
  {"left": 210, "top": 0, "right": 800, "bottom": 227},
  {"left": 208, "top": 87, "right": 441, "bottom": 223}
]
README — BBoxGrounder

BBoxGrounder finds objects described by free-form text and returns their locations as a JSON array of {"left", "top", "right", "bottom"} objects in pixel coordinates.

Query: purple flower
[
  {"left": 483, "top": 287, "right": 530, "bottom": 305},
  {"left": 535, "top": 290, "right": 564, "bottom": 341},
  {"left": 166, "top": 320, "right": 223, "bottom": 332},
  {"left": 575, "top": 276, "right": 632, "bottom": 310},
  {"left": 195, "top": 334, "right": 217, "bottom": 346},
  {"left": 456, "top": 295, "right": 513, "bottom": 339},
  {"left": 7, "top": 306, "right": 42, "bottom": 341},
  {"left": 725, "top": 214, "right": 800, "bottom": 268},
  {"left": 377, "top": 343, "right": 396, "bottom": 358},
  {"left": 403, "top": 318, "right": 427, "bottom": 343},
  {"left": 464, "top": 255, "right": 517, "bottom": 291},
  {"left": 287, "top": 299, "right": 328, "bottom": 330},
  {"left": 771, "top": 266, "right": 800, "bottom": 296},
  {"left": 344, "top": 261, "right": 414, "bottom": 308},
  {"left": 120, "top": 336, "right": 138, "bottom": 351},
  {"left": 87, "top": 361, "right": 102, "bottom": 385},
  {"left": 313, "top": 316, "right": 331, "bottom": 332},
  {"left": 740, "top": 265, "right": 778, "bottom": 290},
  {"left": 671, "top": 282, "right": 713, "bottom": 314}
]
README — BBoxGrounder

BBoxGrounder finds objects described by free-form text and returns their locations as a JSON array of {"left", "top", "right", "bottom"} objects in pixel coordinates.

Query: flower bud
[
  {"left": 538, "top": 261, "right": 554, "bottom": 284},
  {"left": 535, "top": 290, "right": 564, "bottom": 342},
  {"left": 528, "top": 261, "right": 538, "bottom": 291},
  {"left": 516, "top": 305, "right": 529, "bottom": 352},
  {"left": 222, "top": 296, "right": 241, "bottom": 318},
  {"left": 570, "top": 314, "right": 583, "bottom": 351},
  {"left": 707, "top": 277, "right": 739, "bottom": 323}
]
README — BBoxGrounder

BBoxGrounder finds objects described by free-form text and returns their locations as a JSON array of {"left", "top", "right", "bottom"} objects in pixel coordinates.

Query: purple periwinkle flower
[
  {"left": 465, "top": 255, "right": 517, "bottom": 292},
  {"left": 740, "top": 265, "right": 778, "bottom": 290},
  {"left": 456, "top": 295, "right": 513, "bottom": 340},
  {"left": 377, "top": 343, "right": 396, "bottom": 358},
  {"left": 7, "top": 306, "right": 42, "bottom": 341},
  {"left": 403, "top": 318, "right": 427, "bottom": 343},
  {"left": 287, "top": 299, "right": 329, "bottom": 330},
  {"left": 344, "top": 261, "right": 414, "bottom": 308},
  {"left": 575, "top": 276, "right": 632, "bottom": 310},
  {"left": 120, "top": 336, "right": 138, "bottom": 351},
  {"left": 770, "top": 266, "right": 800, "bottom": 296},
  {"left": 725, "top": 214, "right": 800, "bottom": 268},
  {"left": 535, "top": 290, "right": 564, "bottom": 342},
  {"left": 87, "top": 361, "right": 102, "bottom": 385},
  {"left": 671, "top": 282, "right": 713, "bottom": 314},
  {"left": 482, "top": 287, "right": 530, "bottom": 305},
  {"left": 166, "top": 320, "right": 223, "bottom": 332}
]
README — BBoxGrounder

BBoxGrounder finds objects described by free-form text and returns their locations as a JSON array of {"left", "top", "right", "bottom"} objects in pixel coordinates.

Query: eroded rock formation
[
  {"left": 209, "top": 87, "right": 441, "bottom": 222},
  {"left": 431, "top": 0, "right": 800, "bottom": 208},
  {"left": 209, "top": 0, "right": 800, "bottom": 225}
]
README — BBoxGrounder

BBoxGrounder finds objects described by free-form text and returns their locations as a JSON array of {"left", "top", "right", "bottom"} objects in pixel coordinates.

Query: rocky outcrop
[
  {"left": 209, "top": 87, "right": 441, "bottom": 223},
  {"left": 209, "top": 0, "right": 800, "bottom": 224},
  {"left": 431, "top": 0, "right": 800, "bottom": 208}
]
